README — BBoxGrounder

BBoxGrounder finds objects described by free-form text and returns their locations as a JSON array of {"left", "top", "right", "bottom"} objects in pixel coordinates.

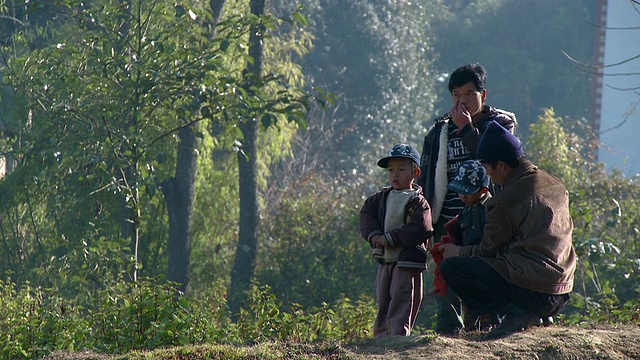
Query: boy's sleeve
[
  {"left": 359, "top": 192, "right": 384, "bottom": 243},
  {"left": 385, "top": 195, "right": 433, "bottom": 248},
  {"left": 416, "top": 128, "right": 434, "bottom": 188}
]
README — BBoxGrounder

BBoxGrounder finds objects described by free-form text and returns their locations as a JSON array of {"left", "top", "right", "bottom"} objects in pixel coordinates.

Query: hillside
[
  {"left": 348, "top": 324, "right": 640, "bottom": 359},
  {"left": 44, "top": 324, "right": 640, "bottom": 360}
]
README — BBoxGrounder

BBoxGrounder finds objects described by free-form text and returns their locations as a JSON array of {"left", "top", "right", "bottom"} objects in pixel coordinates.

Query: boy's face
[
  {"left": 458, "top": 188, "right": 486, "bottom": 205},
  {"left": 386, "top": 158, "right": 418, "bottom": 190},
  {"left": 451, "top": 82, "right": 486, "bottom": 118}
]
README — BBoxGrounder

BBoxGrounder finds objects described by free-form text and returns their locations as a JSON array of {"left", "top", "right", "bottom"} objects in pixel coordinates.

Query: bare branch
[
  {"left": 562, "top": 49, "right": 640, "bottom": 70},
  {"left": 0, "top": 15, "right": 23, "bottom": 25},
  {"left": 599, "top": 94, "right": 640, "bottom": 135}
]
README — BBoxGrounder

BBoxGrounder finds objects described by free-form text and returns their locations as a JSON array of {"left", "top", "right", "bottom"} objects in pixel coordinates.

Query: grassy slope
[{"left": 43, "top": 324, "right": 640, "bottom": 360}]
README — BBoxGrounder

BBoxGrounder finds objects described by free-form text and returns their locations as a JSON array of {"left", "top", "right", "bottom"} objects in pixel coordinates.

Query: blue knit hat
[
  {"left": 448, "top": 160, "right": 490, "bottom": 195},
  {"left": 377, "top": 143, "right": 421, "bottom": 168},
  {"left": 477, "top": 121, "right": 523, "bottom": 163}
]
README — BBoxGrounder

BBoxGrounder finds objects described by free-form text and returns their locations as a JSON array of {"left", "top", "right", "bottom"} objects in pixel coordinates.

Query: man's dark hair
[
  {"left": 482, "top": 154, "right": 526, "bottom": 169},
  {"left": 448, "top": 63, "right": 487, "bottom": 93}
]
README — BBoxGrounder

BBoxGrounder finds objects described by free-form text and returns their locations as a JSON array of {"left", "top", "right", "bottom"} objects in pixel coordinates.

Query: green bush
[
  {"left": 0, "top": 278, "right": 375, "bottom": 358},
  {"left": 0, "top": 281, "right": 89, "bottom": 358},
  {"left": 256, "top": 175, "right": 376, "bottom": 309},
  {"left": 86, "top": 279, "right": 213, "bottom": 353}
]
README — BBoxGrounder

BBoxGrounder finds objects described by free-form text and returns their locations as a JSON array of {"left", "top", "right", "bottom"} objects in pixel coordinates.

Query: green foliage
[
  {"left": 0, "top": 278, "right": 374, "bottom": 358},
  {"left": 234, "top": 285, "right": 375, "bottom": 343},
  {"left": 0, "top": 280, "right": 89, "bottom": 358},
  {"left": 196, "top": 284, "right": 376, "bottom": 345},
  {"left": 255, "top": 174, "right": 375, "bottom": 308},
  {"left": 273, "top": 0, "right": 442, "bottom": 178},
  {"left": 1, "top": 0, "right": 226, "bottom": 288},
  {"left": 86, "top": 279, "right": 214, "bottom": 353},
  {"left": 0, "top": 0, "right": 317, "bottom": 296}
]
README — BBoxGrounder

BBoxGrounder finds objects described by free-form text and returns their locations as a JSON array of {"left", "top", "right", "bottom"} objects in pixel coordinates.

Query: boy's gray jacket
[
  {"left": 417, "top": 106, "right": 517, "bottom": 223},
  {"left": 460, "top": 160, "right": 577, "bottom": 295},
  {"left": 360, "top": 184, "right": 433, "bottom": 270}
]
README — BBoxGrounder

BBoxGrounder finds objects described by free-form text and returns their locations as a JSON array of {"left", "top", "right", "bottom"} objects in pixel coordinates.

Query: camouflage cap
[
  {"left": 448, "top": 160, "right": 490, "bottom": 195},
  {"left": 377, "top": 143, "right": 421, "bottom": 168}
]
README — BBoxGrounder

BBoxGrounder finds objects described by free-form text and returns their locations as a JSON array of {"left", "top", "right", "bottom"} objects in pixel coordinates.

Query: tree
[
  {"left": 219, "top": 0, "right": 319, "bottom": 315},
  {"left": 163, "top": 0, "right": 228, "bottom": 295},
  {"left": 0, "top": 0, "right": 248, "bottom": 291},
  {"left": 270, "top": 0, "right": 442, "bottom": 181},
  {"left": 226, "top": 0, "right": 264, "bottom": 315}
]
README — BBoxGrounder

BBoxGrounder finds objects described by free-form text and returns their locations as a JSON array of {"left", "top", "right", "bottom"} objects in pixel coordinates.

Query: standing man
[
  {"left": 417, "top": 63, "right": 517, "bottom": 335},
  {"left": 438, "top": 121, "right": 576, "bottom": 340}
]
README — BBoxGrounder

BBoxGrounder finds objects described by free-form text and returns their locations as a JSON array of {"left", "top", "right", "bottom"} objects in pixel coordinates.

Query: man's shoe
[
  {"left": 436, "top": 326, "right": 462, "bottom": 337},
  {"left": 482, "top": 304, "right": 540, "bottom": 340},
  {"left": 465, "top": 313, "right": 499, "bottom": 332}
]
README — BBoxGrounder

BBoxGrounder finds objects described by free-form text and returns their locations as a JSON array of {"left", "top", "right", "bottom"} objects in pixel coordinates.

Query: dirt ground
[
  {"left": 345, "top": 324, "right": 640, "bottom": 360},
  {"left": 44, "top": 323, "right": 640, "bottom": 360}
]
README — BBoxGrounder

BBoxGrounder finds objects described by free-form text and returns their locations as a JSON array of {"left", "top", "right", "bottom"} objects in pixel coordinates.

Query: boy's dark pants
[
  {"left": 374, "top": 264, "right": 423, "bottom": 337},
  {"left": 440, "top": 256, "right": 570, "bottom": 320}
]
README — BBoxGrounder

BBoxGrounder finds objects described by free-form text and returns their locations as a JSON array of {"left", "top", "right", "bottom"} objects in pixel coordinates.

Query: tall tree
[
  {"left": 163, "top": 125, "right": 198, "bottom": 292},
  {"left": 164, "top": 0, "right": 227, "bottom": 295},
  {"left": 1, "top": 0, "right": 248, "bottom": 291},
  {"left": 228, "top": 0, "right": 264, "bottom": 316}
]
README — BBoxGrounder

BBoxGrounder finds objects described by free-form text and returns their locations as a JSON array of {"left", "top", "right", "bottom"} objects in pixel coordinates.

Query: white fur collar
[{"left": 431, "top": 121, "right": 449, "bottom": 224}]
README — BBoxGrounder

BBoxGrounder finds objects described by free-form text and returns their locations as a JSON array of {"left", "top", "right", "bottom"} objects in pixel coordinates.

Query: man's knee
[{"left": 440, "top": 257, "right": 461, "bottom": 282}]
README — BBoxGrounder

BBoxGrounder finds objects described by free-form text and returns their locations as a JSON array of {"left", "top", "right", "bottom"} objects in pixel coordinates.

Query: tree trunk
[
  {"left": 164, "top": 126, "right": 198, "bottom": 294},
  {"left": 163, "top": 0, "right": 226, "bottom": 295},
  {"left": 228, "top": 0, "right": 264, "bottom": 317}
]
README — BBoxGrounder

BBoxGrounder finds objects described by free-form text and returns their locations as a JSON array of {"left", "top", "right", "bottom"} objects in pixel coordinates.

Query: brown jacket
[
  {"left": 460, "top": 160, "right": 576, "bottom": 295},
  {"left": 360, "top": 185, "right": 433, "bottom": 270}
]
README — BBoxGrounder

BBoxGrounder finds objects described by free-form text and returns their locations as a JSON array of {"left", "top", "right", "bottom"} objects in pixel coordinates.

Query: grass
[{"left": 126, "top": 342, "right": 364, "bottom": 360}]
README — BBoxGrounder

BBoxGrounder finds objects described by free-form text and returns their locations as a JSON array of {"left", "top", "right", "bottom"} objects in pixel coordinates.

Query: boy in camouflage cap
[
  {"left": 446, "top": 159, "right": 491, "bottom": 247},
  {"left": 441, "top": 159, "right": 492, "bottom": 331}
]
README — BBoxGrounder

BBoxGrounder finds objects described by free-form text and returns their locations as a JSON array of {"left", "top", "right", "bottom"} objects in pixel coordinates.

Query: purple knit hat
[{"left": 477, "top": 121, "right": 523, "bottom": 163}]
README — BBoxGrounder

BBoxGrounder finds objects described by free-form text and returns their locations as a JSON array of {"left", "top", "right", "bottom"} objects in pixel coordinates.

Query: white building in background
[{"left": 594, "top": 0, "right": 640, "bottom": 177}]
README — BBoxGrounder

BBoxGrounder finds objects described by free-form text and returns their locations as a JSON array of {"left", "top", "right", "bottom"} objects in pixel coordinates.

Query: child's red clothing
[{"left": 430, "top": 217, "right": 457, "bottom": 296}]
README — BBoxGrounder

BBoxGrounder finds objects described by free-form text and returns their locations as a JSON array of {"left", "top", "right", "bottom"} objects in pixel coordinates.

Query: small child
[
  {"left": 360, "top": 143, "right": 433, "bottom": 337},
  {"left": 445, "top": 159, "right": 491, "bottom": 247},
  {"left": 431, "top": 159, "right": 491, "bottom": 331}
]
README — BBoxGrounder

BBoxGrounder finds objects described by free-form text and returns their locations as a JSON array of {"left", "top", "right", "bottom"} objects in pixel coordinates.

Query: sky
[{"left": 598, "top": 0, "right": 640, "bottom": 177}]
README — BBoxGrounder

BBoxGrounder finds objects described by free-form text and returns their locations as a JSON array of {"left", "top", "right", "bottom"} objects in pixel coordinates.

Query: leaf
[
  {"left": 175, "top": 5, "right": 186, "bottom": 18},
  {"left": 291, "top": 11, "right": 309, "bottom": 27},
  {"left": 220, "top": 40, "right": 230, "bottom": 52},
  {"left": 261, "top": 113, "right": 276, "bottom": 128}
]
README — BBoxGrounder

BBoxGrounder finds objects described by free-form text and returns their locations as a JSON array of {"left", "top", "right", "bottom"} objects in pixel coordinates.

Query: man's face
[
  {"left": 482, "top": 161, "right": 508, "bottom": 186},
  {"left": 451, "top": 82, "right": 486, "bottom": 117}
]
